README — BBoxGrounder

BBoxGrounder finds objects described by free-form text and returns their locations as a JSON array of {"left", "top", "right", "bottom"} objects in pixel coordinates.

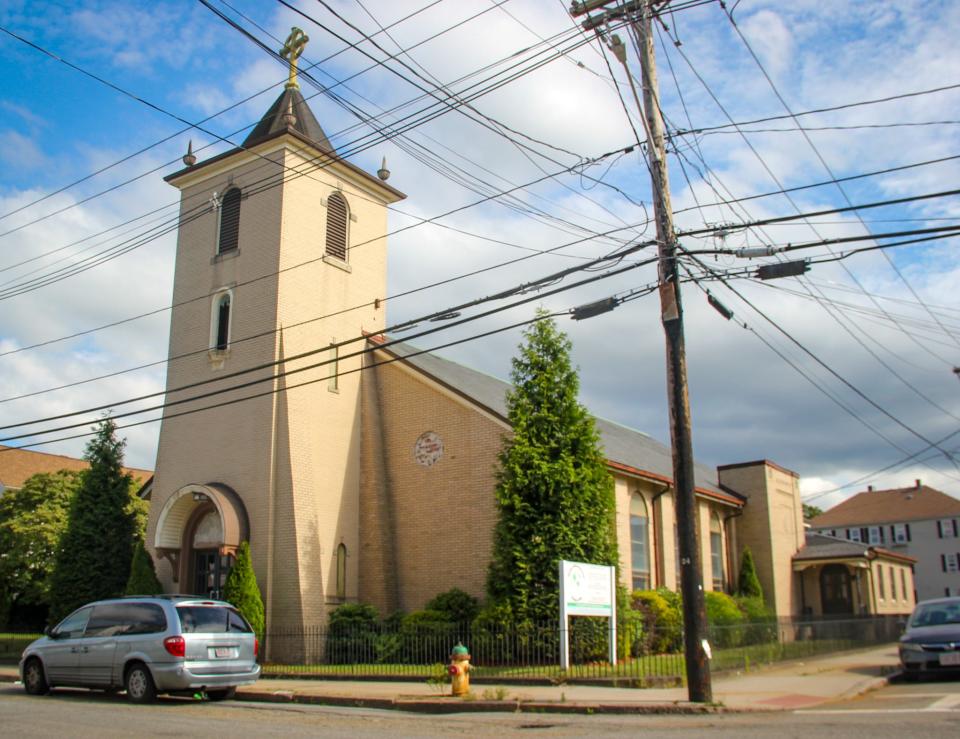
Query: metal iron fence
[
  {"left": 260, "top": 614, "right": 904, "bottom": 681},
  {"left": 0, "top": 616, "right": 902, "bottom": 680}
]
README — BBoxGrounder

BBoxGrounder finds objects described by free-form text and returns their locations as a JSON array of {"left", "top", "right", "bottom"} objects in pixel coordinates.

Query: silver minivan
[{"left": 19, "top": 596, "right": 261, "bottom": 702}]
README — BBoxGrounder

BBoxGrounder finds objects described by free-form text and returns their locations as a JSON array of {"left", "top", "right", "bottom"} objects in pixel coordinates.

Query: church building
[{"left": 145, "top": 36, "right": 913, "bottom": 659}]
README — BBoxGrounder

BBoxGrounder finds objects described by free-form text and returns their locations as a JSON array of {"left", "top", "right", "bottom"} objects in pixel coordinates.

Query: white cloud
[{"left": 1, "top": 0, "right": 959, "bottom": 503}]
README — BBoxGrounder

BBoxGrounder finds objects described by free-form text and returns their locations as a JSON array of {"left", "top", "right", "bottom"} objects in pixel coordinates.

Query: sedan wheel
[
  {"left": 23, "top": 659, "right": 49, "bottom": 696},
  {"left": 125, "top": 664, "right": 157, "bottom": 704}
]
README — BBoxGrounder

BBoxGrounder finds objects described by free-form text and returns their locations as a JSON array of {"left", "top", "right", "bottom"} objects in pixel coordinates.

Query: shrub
[
  {"left": 326, "top": 603, "right": 380, "bottom": 664},
  {"left": 124, "top": 541, "right": 162, "bottom": 595},
  {"left": 705, "top": 591, "right": 745, "bottom": 647},
  {"left": 631, "top": 589, "right": 682, "bottom": 654},
  {"left": 221, "top": 541, "right": 264, "bottom": 639},
  {"left": 425, "top": 588, "right": 479, "bottom": 624},
  {"left": 737, "top": 547, "right": 763, "bottom": 600},
  {"left": 735, "top": 595, "right": 777, "bottom": 645}
]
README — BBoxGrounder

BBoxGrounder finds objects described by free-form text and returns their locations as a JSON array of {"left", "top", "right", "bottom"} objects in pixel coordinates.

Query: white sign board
[{"left": 558, "top": 559, "right": 616, "bottom": 669}]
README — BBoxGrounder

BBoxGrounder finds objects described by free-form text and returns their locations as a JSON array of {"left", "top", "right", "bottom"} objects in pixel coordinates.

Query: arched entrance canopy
[{"left": 154, "top": 483, "right": 249, "bottom": 587}]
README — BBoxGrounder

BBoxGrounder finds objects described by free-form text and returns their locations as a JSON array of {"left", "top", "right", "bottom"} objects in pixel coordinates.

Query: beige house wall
[
  {"left": 718, "top": 461, "right": 804, "bottom": 616},
  {"left": 870, "top": 559, "right": 916, "bottom": 615}
]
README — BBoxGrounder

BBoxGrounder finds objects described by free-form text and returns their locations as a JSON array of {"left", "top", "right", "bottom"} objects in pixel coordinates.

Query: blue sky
[{"left": 1, "top": 0, "right": 959, "bottom": 508}]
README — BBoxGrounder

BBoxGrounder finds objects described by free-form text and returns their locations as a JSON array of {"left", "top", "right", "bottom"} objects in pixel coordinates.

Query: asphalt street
[{"left": 1, "top": 677, "right": 959, "bottom": 738}]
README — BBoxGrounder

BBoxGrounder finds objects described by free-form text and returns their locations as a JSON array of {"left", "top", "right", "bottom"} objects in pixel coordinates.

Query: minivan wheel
[
  {"left": 125, "top": 663, "right": 157, "bottom": 704},
  {"left": 23, "top": 658, "right": 49, "bottom": 696},
  {"left": 206, "top": 687, "right": 236, "bottom": 701}
]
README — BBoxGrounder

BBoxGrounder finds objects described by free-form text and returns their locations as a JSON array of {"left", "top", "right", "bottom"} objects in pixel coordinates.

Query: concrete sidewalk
[{"left": 0, "top": 644, "right": 901, "bottom": 715}]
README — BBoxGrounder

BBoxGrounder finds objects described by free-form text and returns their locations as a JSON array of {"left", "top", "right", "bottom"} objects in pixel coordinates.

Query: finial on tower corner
[
  {"left": 280, "top": 27, "right": 310, "bottom": 90},
  {"left": 377, "top": 156, "right": 390, "bottom": 181},
  {"left": 182, "top": 140, "right": 197, "bottom": 167}
]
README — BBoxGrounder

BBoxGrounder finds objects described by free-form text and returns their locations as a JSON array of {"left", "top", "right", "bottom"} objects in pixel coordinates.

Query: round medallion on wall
[{"left": 414, "top": 431, "right": 444, "bottom": 467}]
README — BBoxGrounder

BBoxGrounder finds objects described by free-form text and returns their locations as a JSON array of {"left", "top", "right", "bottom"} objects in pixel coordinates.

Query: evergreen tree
[
  {"left": 48, "top": 418, "right": 137, "bottom": 622},
  {"left": 222, "top": 541, "right": 264, "bottom": 638},
  {"left": 486, "top": 313, "right": 618, "bottom": 624},
  {"left": 736, "top": 546, "right": 764, "bottom": 600},
  {"left": 125, "top": 541, "right": 163, "bottom": 595}
]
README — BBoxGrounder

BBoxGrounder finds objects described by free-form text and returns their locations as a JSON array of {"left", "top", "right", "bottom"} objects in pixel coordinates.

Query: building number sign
[{"left": 414, "top": 431, "right": 444, "bottom": 467}]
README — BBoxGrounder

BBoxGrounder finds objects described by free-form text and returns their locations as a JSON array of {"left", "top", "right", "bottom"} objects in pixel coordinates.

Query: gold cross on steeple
[{"left": 280, "top": 27, "right": 309, "bottom": 90}]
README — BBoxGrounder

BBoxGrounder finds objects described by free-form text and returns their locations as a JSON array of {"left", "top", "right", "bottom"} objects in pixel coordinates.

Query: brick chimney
[
  {"left": 867, "top": 485, "right": 874, "bottom": 492},
  {"left": 915, "top": 479, "right": 922, "bottom": 489}
]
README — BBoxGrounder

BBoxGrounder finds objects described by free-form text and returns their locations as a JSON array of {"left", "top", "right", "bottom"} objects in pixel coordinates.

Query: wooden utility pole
[{"left": 570, "top": 0, "right": 712, "bottom": 702}]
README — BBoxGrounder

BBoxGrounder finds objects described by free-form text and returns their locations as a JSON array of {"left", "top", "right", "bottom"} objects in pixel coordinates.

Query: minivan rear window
[
  {"left": 176, "top": 606, "right": 251, "bottom": 633},
  {"left": 86, "top": 603, "right": 167, "bottom": 637}
]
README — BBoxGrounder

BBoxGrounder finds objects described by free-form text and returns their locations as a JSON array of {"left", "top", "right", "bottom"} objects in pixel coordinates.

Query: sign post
[{"left": 558, "top": 559, "right": 617, "bottom": 670}]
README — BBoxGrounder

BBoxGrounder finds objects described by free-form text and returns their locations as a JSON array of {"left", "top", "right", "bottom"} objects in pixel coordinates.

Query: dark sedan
[{"left": 899, "top": 597, "right": 960, "bottom": 679}]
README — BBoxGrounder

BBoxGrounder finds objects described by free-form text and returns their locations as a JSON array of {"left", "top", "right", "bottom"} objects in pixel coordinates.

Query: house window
[
  {"left": 900, "top": 568, "right": 907, "bottom": 601},
  {"left": 868, "top": 526, "right": 883, "bottom": 545},
  {"left": 939, "top": 519, "right": 957, "bottom": 538},
  {"left": 943, "top": 553, "right": 959, "bottom": 573},
  {"left": 217, "top": 187, "right": 241, "bottom": 254},
  {"left": 328, "top": 342, "right": 339, "bottom": 391},
  {"left": 630, "top": 494, "right": 650, "bottom": 591},
  {"left": 336, "top": 543, "right": 346, "bottom": 600},
  {"left": 888, "top": 566, "right": 895, "bottom": 601},
  {"left": 211, "top": 291, "right": 232, "bottom": 351},
  {"left": 877, "top": 565, "right": 885, "bottom": 601},
  {"left": 710, "top": 512, "right": 724, "bottom": 591},
  {"left": 892, "top": 523, "right": 909, "bottom": 544},
  {"left": 325, "top": 192, "right": 349, "bottom": 261},
  {"left": 848, "top": 528, "right": 862, "bottom": 543}
]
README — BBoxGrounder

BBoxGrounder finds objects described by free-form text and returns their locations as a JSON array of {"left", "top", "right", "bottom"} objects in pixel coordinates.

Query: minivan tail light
[
  {"left": 254, "top": 637, "right": 259, "bottom": 658},
  {"left": 163, "top": 636, "right": 186, "bottom": 657}
]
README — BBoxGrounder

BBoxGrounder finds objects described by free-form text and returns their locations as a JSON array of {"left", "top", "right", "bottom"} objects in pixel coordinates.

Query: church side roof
[
  {"left": 372, "top": 339, "right": 732, "bottom": 502},
  {"left": 810, "top": 484, "right": 960, "bottom": 527}
]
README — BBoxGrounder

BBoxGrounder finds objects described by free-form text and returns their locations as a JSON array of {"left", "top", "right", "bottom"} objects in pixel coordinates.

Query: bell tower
[{"left": 146, "top": 29, "right": 405, "bottom": 654}]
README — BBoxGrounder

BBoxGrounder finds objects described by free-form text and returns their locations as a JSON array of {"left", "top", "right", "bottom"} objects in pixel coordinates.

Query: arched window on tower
[
  {"left": 212, "top": 291, "right": 232, "bottom": 351},
  {"left": 217, "top": 187, "right": 241, "bottom": 255},
  {"left": 710, "top": 511, "right": 725, "bottom": 591},
  {"left": 325, "top": 192, "right": 349, "bottom": 262},
  {"left": 336, "top": 543, "right": 347, "bottom": 600},
  {"left": 630, "top": 493, "right": 650, "bottom": 591}
]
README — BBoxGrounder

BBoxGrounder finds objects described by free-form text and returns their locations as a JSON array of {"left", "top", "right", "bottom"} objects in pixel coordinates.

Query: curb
[{"left": 234, "top": 689, "right": 744, "bottom": 715}]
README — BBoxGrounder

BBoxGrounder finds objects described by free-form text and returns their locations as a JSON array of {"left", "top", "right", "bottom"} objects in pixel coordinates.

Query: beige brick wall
[
  {"left": 359, "top": 351, "right": 507, "bottom": 615},
  {"left": 718, "top": 461, "right": 804, "bottom": 616},
  {"left": 147, "top": 136, "right": 401, "bottom": 647}
]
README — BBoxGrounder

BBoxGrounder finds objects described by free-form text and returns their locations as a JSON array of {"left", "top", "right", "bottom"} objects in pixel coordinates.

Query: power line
[
  {"left": 720, "top": 4, "right": 960, "bottom": 354},
  {"left": 0, "top": 251, "right": 659, "bottom": 443}
]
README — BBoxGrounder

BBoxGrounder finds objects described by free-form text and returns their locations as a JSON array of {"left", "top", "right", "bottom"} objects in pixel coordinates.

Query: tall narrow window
[
  {"left": 710, "top": 512, "right": 724, "bottom": 591},
  {"left": 336, "top": 543, "right": 346, "bottom": 600},
  {"left": 217, "top": 187, "right": 241, "bottom": 254},
  {"left": 630, "top": 493, "right": 650, "bottom": 591},
  {"left": 325, "top": 192, "right": 348, "bottom": 261},
  {"left": 328, "top": 342, "right": 339, "bottom": 391},
  {"left": 213, "top": 293, "right": 231, "bottom": 351}
]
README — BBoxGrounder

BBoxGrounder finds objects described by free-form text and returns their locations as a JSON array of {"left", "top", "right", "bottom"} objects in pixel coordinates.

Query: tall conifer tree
[
  {"left": 486, "top": 313, "right": 618, "bottom": 624},
  {"left": 49, "top": 418, "right": 137, "bottom": 622}
]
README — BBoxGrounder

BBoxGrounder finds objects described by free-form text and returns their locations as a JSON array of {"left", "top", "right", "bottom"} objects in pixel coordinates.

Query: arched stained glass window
[
  {"left": 325, "top": 192, "right": 348, "bottom": 261},
  {"left": 217, "top": 187, "right": 241, "bottom": 254},
  {"left": 630, "top": 494, "right": 650, "bottom": 591}
]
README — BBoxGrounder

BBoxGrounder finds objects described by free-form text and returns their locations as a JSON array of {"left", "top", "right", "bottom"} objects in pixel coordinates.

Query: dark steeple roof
[{"left": 242, "top": 87, "right": 334, "bottom": 153}]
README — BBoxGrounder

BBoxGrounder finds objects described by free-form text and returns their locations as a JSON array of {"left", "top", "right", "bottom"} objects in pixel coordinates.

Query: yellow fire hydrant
[{"left": 448, "top": 643, "right": 472, "bottom": 696}]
